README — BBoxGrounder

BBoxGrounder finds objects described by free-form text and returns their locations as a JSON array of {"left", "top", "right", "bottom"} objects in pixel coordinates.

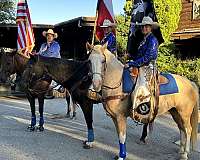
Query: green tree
[
  {"left": 116, "top": 14, "right": 129, "bottom": 56},
  {"left": 0, "top": 0, "right": 16, "bottom": 24},
  {"left": 123, "top": 0, "right": 182, "bottom": 42}
]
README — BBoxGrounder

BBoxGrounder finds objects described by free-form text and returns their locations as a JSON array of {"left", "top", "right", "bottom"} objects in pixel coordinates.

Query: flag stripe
[
  {"left": 95, "top": 0, "right": 115, "bottom": 41},
  {"left": 103, "top": 0, "right": 115, "bottom": 20},
  {"left": 16, "top": 0, "right": 35, "bottom": 58}
]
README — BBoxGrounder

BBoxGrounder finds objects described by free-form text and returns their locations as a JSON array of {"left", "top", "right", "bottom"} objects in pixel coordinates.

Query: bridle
[{"left": 89, "top": 49, "right": 128, "bottom": 102}]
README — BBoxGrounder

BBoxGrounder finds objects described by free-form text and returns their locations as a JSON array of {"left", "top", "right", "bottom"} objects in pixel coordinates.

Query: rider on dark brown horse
[{"left": 29, "top": 29, "right": 65, "bottom": 93}]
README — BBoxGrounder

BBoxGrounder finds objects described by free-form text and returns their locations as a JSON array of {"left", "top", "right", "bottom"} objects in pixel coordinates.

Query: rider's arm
[
  {"left": 127, "top": 36, "right": 158, "bottom": 67},
  {"left": 48, "top": 42, "right": 61, "bottom": 58}
]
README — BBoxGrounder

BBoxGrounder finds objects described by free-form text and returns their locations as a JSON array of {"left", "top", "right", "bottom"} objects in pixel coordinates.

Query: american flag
[
  {"left": 95, "top": 0, "right": 115, "bottom": 42},
  {"left": 16, "top": 0, "right": 35, "bottom": 58}
]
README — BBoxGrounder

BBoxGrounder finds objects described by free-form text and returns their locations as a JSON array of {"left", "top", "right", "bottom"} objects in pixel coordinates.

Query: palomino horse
[
  {"left": 20, "top": 55, "right": 97, "bottom": 148},
  {"left": 0, "top": 50, "right": 76, "bottom": 131},
  {"left": 87, "top": 43, "right": 199, "bottom": 160}
]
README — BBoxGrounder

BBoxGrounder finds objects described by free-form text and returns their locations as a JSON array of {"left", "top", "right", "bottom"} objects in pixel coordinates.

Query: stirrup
[{"left": 87, "top": 89, "right": 102, "bottom": 101}]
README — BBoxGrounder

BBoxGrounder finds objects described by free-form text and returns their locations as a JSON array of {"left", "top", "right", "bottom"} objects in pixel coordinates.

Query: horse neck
[
  {"left": 41, "top": 59, "right": 89, "bottom": 85},
  {"left": 103, "top": 54, "right": 124, "bottom": 86},
  {"left": 14, "top": 54, "right": 29, "bottom": 74}
]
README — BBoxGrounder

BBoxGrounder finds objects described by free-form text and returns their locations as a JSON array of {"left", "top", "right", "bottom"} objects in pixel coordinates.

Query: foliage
[
  {"left": 0, "top": 0, "right": 16, "bottom": 24},
  {"left": 157, "top": 43, "right": 200, "bottom": 87},
  {"left": 115, "top": 14, "right": 129, "bottom": 56},
  {"left": 123, "top": 0, "right": 182, "bottom": 42},
  {"left": 153, "top": 0, "right": 182, "bottom": 42}
]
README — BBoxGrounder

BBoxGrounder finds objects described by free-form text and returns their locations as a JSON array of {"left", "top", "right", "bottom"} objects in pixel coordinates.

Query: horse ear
[
  {"left": 86, "top": 42, "right": 93, "bottom": 53},
  {"left": 102, "top": 42, "right": 108, "bottom": 51}
]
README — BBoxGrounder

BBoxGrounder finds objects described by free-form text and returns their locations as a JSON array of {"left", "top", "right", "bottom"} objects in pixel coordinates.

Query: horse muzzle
[{"left": 93, "top": 79, "right": 102, "bottom": 92}]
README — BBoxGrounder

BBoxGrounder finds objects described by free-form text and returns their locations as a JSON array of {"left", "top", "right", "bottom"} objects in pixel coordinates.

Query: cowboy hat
[
  {"left": 137, "top": 16, "right": 159, "bottom": 28},
  {"left": 100, "top": 19, "right": 116, "bottom": 28},
  {"left": 42, "top": 29, "right": 58, "bottom": 38}
]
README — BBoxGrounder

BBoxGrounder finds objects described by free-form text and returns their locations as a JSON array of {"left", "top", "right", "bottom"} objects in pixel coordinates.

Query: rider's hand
[{"left": 124, "top": 64, "right": 130, "bottom": 68}]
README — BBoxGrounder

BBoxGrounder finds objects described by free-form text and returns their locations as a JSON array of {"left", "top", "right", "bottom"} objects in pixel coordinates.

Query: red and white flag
[
  {"left": 95, "top": 0, "right": 115, "bottom": 41},
  {"left": 16, "top": 0, "right": 35, "bottom": 58}
]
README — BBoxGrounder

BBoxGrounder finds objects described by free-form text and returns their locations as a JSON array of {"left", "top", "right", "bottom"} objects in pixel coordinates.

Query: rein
[
  {"left": 102, "top": 94, "right": 128, "bottom": 102},
  {"left": 100, "top": 52, "right": 127, "bottom": 102}
]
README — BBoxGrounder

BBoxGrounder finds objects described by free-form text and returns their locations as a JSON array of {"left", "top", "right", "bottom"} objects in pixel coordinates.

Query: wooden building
[
  {"left": 0, "top": 17, "right": 95, "bottom": 60},
  {"left": 171, "top": 0, "right": 200, "bottom": 58}
]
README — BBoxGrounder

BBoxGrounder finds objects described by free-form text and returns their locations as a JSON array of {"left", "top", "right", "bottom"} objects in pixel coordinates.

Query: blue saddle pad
[
  {"left": 159, "top": 73, "right": 179, "bottom": 95},
  {"left": 122, "top": 68, "right": 135, "bottom": 93}
]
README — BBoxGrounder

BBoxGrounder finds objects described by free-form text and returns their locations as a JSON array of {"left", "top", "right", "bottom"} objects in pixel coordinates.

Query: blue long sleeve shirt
[
  {"left": 101, "top": 32, "right": 116, "bottom": 54},
  {"left": 128, "top": 33, "right": 158, "bottom": 67},
  {"left": 38, "top": 41, "right": 61, "bottom": 58}
]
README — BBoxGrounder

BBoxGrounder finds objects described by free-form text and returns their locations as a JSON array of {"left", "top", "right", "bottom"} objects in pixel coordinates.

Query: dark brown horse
[
  {"left": 0, "top": 50, "right": 75, "bottom": 131},
  {"left": 20, "top": 55, "right": 97, "bottom": 148}
]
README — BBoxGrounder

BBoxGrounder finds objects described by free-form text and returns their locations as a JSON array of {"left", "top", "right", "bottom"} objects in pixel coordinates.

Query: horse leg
[
  {"left": 65, "top": 94, "right": 71, "bottom": 118},
  {"left": 27, "top": 93, "right": 36, "bottom": 131},
  {"left": 113, "top": 116, "right": 127, "bottom": 160},
  {"left": 38, "top": 95, "right": 45, "bottom": 131},
  {"left": 81, "top": 101, "right": 94, "bottom": 149},
  {"left": 65, "top": 91, "right": 76, "bottom": 119},
  {"left": 140, "top": 124, "right": 148, "bottom": 143},
  {"left": 169, "top": 108, "right": 190, "bottom": 160},
  {"left": 181, "top": 118, "right": 192, "bottom": 160},
  {"left": 72, "top": 103, "right": 77, "bottom": 120}
]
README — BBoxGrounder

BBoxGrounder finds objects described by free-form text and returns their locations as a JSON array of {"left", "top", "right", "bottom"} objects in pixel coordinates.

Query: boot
[{"left": 87, "top": 89, "right": 102, "bottom": 101}]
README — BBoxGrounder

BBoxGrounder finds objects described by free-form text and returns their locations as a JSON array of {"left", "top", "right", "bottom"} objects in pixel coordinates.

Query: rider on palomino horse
[
  {"left": 124, "top": 16, "right": 159, "bottom": 119},
  {"left": 88, "top": 19, "right": 117, "bottom": 100},
  {"left": 100, "top": 19, "right": 117, "bottom": 56}
]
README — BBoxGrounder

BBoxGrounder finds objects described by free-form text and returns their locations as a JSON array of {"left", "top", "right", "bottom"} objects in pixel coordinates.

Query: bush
[{"left": 157, "top": 43, "right": 200, "bottom": 87}]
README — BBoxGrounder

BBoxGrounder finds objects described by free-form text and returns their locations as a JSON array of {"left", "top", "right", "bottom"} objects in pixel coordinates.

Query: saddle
[
  {"left": 158, "top": 74, "right": 169, "bottom": 85},
  {"left": 130, "top": 67, "right": 169, "bottom": 86}
]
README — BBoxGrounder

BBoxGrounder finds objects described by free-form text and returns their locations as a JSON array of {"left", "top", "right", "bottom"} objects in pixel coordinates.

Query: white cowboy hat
[
  {"left": 100, "top": 19, "right": 116, "bottom": 28},
  {"left": 42, "top": 29, "right": 58, "bottom": 38},
  {"left": 137, "top": 16, "right": 159, "bottom": 28}
]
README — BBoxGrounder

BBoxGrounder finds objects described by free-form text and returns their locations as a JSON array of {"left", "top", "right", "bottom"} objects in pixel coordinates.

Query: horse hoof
[
  {"left": 136, "top": 139, "right": 147, "bottom": 145},
  {"left": 179, "top": 153, "right": 188, "bottom": 160},
  {"left": 65, "top": 114, "right": 70, "bottom": 118},
  {"left": 70, "top": 116, "right": 76, "bottom": 120},
  {"left": 27, "top": 125, "right": 35, "bottom": 132},
  {"left": 113, "top": 156, "right": 125, "bottom": 160},
  {"left": 37, "top": 125, "right": 44, "bottom": 132},
  {"left": 82, "top": 141, "right": 93, "bottom": 149}
]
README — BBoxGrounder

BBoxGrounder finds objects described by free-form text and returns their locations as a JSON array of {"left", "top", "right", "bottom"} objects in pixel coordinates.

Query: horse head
[
  {"left": 86, "top": 42, "right": 109, "bottom": 92},
  {"left": 20, "top": 55, "right": 46, "bottom": 90},
  {"left": 0, "top": 48, "right": 17, "bottom": 83}
]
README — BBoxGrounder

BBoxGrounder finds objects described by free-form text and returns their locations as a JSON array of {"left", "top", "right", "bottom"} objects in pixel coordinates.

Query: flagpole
[{"left": 92, "top": 10, "right": 98, "bottom": 45}]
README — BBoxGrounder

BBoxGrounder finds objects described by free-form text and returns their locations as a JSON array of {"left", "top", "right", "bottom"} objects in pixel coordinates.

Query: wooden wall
[{"left": 177, "top": 0, "right": 200, "bottom": 31}]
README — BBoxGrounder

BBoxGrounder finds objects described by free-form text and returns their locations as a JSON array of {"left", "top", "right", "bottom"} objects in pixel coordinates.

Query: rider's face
[
  {"left": 46, "top": 34, "right": 54, "bottom": 43},
  {"left": 103, "top": 27, "right": 112, "bottom": 35},
  {"left": 141, "top": 25, "right": 152, "bottom": 36}
]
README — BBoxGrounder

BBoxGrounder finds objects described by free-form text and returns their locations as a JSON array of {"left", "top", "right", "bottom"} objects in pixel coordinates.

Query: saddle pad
[
  {"left": 122, "top": 68, "right": 136, "bottom": 93},
  {"left": 159, "top": 73, "right": 179, "bottom": 95}
]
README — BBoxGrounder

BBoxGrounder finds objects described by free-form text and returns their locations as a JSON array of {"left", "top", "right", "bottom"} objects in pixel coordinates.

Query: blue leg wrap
[
  {"left": 87, "top": 129, "right": 94, "bottom": 142},
  {"left": 39, "top": 116, "right": 44, "bottom": 126},
  {"left": 119, "top": 142, "right": 126, "bottom": 159},
  {"left": 31, "top": 116, "right": 36, "bottom": 126}
]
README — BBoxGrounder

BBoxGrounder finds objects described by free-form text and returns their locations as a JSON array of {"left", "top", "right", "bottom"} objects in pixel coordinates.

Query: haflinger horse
[
  {"left": 86, "top": 43, "right": 199, "bottom": 160},
  {"left": 0, "top": 49, "right": 76, "bottom": 131},
  {"left": 20, "top": 55, "right": 97, "bottom": 148}
]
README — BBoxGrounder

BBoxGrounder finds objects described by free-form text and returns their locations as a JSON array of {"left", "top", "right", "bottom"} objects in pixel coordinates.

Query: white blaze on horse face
[{"left": 89, "top": 53, "right": 104, "bottom": 92}]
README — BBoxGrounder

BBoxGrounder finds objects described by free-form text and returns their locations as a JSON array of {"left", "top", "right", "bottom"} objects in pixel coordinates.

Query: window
[{"left": 193, "top": 0, "right": 200, "bottom": 19}]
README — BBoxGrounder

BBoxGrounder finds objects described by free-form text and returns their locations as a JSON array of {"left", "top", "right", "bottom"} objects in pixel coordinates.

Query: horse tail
[{"left": 190, "top": 82, "right": 199, "bottom": 150}]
